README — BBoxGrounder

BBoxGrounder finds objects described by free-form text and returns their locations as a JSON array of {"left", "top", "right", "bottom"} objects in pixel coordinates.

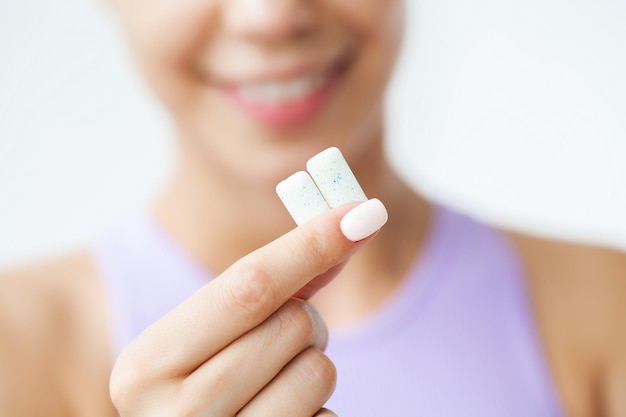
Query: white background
[{"left": 1, "top": 0, "right": 625, "bottom": 268}]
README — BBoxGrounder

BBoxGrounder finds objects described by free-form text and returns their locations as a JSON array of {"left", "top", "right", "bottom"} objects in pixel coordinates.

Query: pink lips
[
  {"left": 224, "top": 76, "right": 340, "bottom": 129},
  {"left": 215, "top": 54, "right": 351, "bottom": 129}
]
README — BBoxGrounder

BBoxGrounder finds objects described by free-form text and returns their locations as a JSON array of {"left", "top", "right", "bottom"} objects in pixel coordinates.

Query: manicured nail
[{"left": 340, "top": 198, "right": 388, "bottom": 242}]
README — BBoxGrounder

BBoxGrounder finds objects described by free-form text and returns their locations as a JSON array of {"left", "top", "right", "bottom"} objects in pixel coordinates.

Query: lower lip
[{"left": 223, "top": 75, "right": 340, "bottom": 129}]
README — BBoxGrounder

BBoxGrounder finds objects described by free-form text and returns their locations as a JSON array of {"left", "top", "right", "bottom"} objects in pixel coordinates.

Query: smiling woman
[
  {"left": 1, "top": 0, "right": 626, "bottom": 417},
  {"left": 109, "top": 0, "right": 404, "bottom": 188}
]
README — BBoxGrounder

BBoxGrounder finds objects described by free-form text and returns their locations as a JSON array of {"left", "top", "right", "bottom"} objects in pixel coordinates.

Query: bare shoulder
[
  {"left": 0, "top": 253, "right": 116, "bottom": 417},
  {"left": 507, "top": 232, "right": 626, "bottom": 316},
  {"left": 0, "top": 253, "right": 100, "bottom": 345},
  {"left": 506, "top": 231, "right": 626, "bottom": 416},
  {"left": 506, "top": 232, "right": 626, "bottom": 336}
]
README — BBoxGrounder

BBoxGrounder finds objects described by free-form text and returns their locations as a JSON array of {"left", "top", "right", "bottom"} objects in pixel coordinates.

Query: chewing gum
[{"left": 276, "top": 147, "right": 367, "bottom": 225}]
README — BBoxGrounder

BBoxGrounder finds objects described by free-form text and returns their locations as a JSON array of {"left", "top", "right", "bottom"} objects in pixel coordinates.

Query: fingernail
[{"left": 340, "top": 198, "right": 388, "bottom": 242}]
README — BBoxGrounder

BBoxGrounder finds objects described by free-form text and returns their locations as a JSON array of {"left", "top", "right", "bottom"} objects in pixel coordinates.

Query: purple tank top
[{"left": 93, "top": 205, "right": 564, "bottom": 416}]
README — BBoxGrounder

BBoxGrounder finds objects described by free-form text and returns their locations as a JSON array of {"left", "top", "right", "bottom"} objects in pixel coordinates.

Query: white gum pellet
[
  {"left": 305, "top": 147, "right": 367, "bottom": 208},
  {"left": 276, "top": 171, "right": 330, "bottom": 226}
]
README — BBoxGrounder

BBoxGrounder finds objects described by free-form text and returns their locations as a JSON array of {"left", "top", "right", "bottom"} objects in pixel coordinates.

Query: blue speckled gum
[
  {"left": 306, "top": 147, "right": 367, "bottom": 208},
  {"left": 276, "top": 171, "right": 330, "bottom": 226}
]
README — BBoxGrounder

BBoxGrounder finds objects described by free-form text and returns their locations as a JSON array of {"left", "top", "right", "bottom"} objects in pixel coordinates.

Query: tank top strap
[{"left": 92, "top": 213, "right": 212, "bottom": 357}]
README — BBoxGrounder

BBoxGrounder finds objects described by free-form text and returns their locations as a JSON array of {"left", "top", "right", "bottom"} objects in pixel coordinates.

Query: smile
[
  {"left": 235, "top": 71, "right": 329, "bottom": 105},
  {"left": 217, "top": 50, "right": 354, "bottom": 129}
]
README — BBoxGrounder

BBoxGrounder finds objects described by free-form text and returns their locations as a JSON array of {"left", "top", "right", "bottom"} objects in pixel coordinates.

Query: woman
[{"left": 1, "top": 0, "right": 625, "bottom": 416}]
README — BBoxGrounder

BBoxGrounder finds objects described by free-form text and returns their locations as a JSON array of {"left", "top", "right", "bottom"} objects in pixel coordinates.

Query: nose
[{"left": 223, "top": 0, "right": 317, "bottom": 42}]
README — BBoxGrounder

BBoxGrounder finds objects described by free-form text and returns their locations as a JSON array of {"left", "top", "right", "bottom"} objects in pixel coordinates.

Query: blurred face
[{"left": 113, "top": 0, "right": 404, "bottom": 187}]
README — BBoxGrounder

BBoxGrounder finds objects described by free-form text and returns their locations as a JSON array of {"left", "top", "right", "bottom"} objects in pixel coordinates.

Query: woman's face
[{"left": 113, "top": 0, "right": 404, "bottom": 186}]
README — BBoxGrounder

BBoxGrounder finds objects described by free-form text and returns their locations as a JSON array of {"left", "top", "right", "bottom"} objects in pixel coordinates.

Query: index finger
[{"left": 125, "top": 198, "right": 387, "bottom": 377}]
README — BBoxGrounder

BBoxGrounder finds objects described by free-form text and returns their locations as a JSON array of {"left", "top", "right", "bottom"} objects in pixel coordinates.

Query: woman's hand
[{"left": 109, "top": 200, "right": 386, "bottom": 417}]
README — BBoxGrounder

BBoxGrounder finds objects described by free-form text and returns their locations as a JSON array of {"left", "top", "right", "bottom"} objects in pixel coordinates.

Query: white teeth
[{"left": 237, "top": 72, "right": 327, "bottom": 104}]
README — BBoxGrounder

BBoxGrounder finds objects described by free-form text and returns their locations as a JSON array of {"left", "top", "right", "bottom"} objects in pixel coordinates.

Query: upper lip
[{"left": 208, "top": 48, "right": 354, "bottom": 87}]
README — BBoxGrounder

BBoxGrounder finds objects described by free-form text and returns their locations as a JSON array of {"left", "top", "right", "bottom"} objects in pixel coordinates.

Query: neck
[{"left": 153, "top": 139, "right": 293, "bottom": 274}]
